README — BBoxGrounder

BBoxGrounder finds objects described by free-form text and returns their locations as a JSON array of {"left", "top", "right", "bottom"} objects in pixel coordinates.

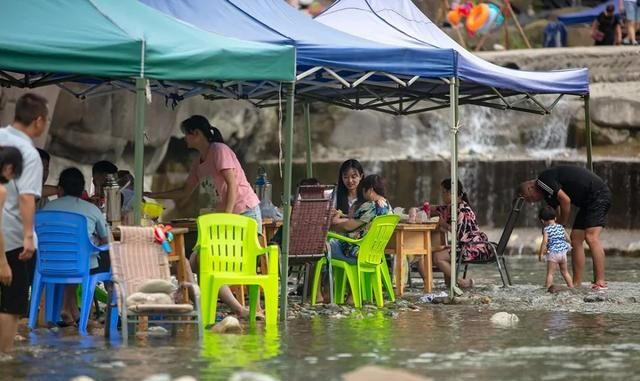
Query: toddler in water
[{"left": 538, "top": 206, "right": 573, "bottom": 292}]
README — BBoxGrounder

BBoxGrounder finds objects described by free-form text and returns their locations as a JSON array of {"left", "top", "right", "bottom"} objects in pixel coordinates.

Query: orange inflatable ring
[
  {"left": 466, "top": 3, "right": 490, "bottom": 33},
  {"left": 447, "top": 10, "right": 461, "bottom": 26}
]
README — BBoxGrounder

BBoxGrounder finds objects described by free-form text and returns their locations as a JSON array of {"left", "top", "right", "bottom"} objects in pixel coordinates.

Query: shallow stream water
[{"left": 5, "top": 256, "right": 640, "bottom": 381}]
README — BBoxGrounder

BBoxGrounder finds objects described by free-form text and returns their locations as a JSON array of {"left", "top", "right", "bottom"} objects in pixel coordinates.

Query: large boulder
[{"left": 590, "top": 84, "right": 640, "bottom": 129}]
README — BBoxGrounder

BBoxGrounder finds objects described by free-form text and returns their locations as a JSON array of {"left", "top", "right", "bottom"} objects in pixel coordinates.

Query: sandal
[{"left": 591, "top": 282, "right": 608, "bottom": 291}]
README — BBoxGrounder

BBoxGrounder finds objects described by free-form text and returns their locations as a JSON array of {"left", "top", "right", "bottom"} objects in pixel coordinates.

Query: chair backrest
[
  {"left": 35, "top": 210, "right": 94, "bottom": 278},
  {"left": 289, "top": 185, "right": 334, "bottom": 259},
  {"left": 495, "top": 196, "right": 525, "bottom": 257},
  {"left": 357, "top": 214, "right": 400, "bottom": 266},
  {"left": 197, "top": 213, "right": 261, "bottom": 276},
  {"left": 109, "top": 226, "right": 171, "bottom": 301}
]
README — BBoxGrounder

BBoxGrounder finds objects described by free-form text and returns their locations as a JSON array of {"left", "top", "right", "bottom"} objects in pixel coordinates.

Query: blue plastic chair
[{"left": 28, "top": 211, "right": 110, "bottom": 335}]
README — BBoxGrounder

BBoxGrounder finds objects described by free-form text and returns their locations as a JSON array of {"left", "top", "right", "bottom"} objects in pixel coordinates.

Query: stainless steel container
[{"left": 103, "top": 173, "right": 121, "bottom": 225}]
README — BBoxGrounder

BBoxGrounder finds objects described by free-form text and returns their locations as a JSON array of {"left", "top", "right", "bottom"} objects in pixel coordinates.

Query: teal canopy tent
[{"left": 0, "top": 0, "right": 295, "bottom": 224}]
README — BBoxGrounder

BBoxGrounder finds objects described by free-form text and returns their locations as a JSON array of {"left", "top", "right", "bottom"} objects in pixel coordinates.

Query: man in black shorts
[
  {"left": 0, "top": 93, "right": 48, "bottom": 352},
  {"left": 520, "top": 165, "right": 611, "bottom": 290}
]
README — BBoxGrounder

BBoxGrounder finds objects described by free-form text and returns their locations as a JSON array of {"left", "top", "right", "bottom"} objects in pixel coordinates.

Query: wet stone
[
  {"left": 584, "top": 295, "right": 607, "bottom": 303},
  {"left": 142, "top": 374, "right": 172, "bottom": 381}
]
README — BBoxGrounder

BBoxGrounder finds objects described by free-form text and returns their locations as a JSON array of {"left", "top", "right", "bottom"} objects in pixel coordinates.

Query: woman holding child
[
  {"left": 433, "top": 178, "right": 493, "bottom": 291},
  {"left": 330, "top": 174, "right": 392, "bottom": 264}
]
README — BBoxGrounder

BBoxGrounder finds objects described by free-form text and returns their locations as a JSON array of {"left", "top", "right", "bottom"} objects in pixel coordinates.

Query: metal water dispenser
[{"left": 103, "top": 173, "right": 121, "bottom": 226}]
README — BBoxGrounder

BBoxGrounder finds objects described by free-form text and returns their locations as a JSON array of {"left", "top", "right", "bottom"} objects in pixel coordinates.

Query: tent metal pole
[
  {"left": 304, "top": 103, "right": 313, "bottom": 177},
  {"left": 449, "top": 77, "right": 459, "bottom": 299},
  {"left": 584, "top": 93, "right": 593, "bottom": 171},
  {"left": 280, "top": 82, "right": 295, "bottom": 321},
  {"left": 133, "top": 77, "right": 146, "bottom": 225}
]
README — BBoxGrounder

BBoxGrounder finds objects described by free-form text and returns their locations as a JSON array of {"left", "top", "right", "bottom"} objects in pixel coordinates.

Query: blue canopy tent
[
  {"left": 558, "top": 2, "right": 620, "bottom": 25},
  {"left": 142, "top": 0, "right": 464, "bottom": 313},
  {"left": 316, "top": 0, "right": 591, "bottom": 297},
  {"left": 145, "top": 0, "right": 590, "bottom": 302}
]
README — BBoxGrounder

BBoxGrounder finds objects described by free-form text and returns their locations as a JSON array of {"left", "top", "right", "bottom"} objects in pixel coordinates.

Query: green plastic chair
[
  {"left": 197, "top": 213, "right": 279, "bottom": 327},
  {"left": 311, "top": 214, "right": 399, "bottom": 308}
]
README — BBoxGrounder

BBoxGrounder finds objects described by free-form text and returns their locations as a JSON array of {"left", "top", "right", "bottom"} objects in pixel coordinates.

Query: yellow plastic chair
[
  {"left": 311, "top": 214, "right": 399, "bottom": 308},
  {"left": 197, "top": 213, "right": 279, "bottom": 326}
]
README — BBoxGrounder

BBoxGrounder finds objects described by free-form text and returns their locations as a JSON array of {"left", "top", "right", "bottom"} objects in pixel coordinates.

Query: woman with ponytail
[
  {"left": 146, "top": 115, "right": 261, "bottom": 319},
  {"left": 433, "top": 178, "right": 492, "bottom": 291},
  {"left": 146, "top": 115, "right": 259, "bottom": 220}
]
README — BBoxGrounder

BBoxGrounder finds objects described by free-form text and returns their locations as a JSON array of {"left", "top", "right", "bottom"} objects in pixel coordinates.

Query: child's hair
[
  {"left": 359, "top": 174, "right": 386, "bottom": 197},
  {"left": 92, "top": 160, "right": 118, "bottom": 176},
  {"left": 180, "top": 115, "right": 224, "bottom": 143},
  {"left": 0, "top": 146, "right": 23, "bottom": 184},
  {"left": 538, "top": 206, "right": 556, "bottom": 221},
  {"left": 298, "top": 177, "right": 320, "bottom": 187}
]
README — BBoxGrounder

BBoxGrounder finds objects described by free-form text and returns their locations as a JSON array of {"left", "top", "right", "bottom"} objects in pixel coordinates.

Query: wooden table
[
  {"left": 385, "top": 223, "right": 438, "bottom": 296},
  {"left": 171, "top": 218, "right": 281, "bottom": 274},
  {"left": 169, "top": 218, "right": 281, "bottom": 305},
  {"left": 169, "top": 218, "right": 282, "bottom": 246}
]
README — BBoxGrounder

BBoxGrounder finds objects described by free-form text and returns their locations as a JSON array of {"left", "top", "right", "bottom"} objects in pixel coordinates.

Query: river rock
[
  {"left": 228, "top": 372, "right": 279, "bottom": 381},
  {"left": 490, "top": 311, "right": 520, "bottom": 326},
  {"left": 342, "top": 365, "right": 432, "bottom": 381},
  {"left": 173, "top": 377, "right": 198, "bottom": 381},
  {"left": 210, "top": 316, "right": 242, "bottom": 333},
  {"left": 70, "top": 377, "right": 96, "bottom": 381},
  {"left": 584, "top": 294, "right": 607, "bottom": 303},
  {"left": 142, "top": 375, "right": 172, "bottom": 381}
]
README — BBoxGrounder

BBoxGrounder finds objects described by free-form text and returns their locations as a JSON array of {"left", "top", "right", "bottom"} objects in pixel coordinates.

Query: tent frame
[{"left": 2, "top": 64, "right": 593, "bottom": 316}]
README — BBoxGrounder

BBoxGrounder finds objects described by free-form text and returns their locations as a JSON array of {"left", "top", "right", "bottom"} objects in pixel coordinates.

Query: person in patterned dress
[
  {"left": 538, "top": 206, "right": 573, "bottom": 292},
  {"left": 433, "top": 179, "right": 493, "bottom": 290}
]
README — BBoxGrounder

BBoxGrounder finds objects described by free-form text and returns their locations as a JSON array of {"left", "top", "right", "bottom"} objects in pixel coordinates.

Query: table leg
[
  {"left": 424, "top": 230, "right": 433, "bottom": 293},
  {"left": 394, "top": 232, "right": 404, "bottom": 297},
  {"left": 173, "top": 233, "right": 189, "bottom": 303}
]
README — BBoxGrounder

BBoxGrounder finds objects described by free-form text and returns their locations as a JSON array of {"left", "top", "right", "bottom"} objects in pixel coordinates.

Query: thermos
[
  {"left": 104, "top": 173, "right": 121, "bottom": 226},
  {"left": 254, "top": 167, "right": 272, "bottom": 204}
]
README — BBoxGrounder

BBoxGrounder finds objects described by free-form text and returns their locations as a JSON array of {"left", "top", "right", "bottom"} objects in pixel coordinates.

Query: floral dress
[
  {"left": 340, "top": 199, "right": 393, "bottom": 258},
  {"left": 436, "top": 201, "right": 493, "bottom": 262}
]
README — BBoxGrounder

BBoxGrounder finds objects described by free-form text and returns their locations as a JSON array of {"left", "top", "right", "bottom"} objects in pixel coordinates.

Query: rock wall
[{"left": 1, "top": 47, "right": 638, "bottom": 227}]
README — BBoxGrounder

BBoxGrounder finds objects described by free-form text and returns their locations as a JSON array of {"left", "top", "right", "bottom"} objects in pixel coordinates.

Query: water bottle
[
  {"left": 254, "top": 167, "right": 272, "bottom": 204},
  {"left": 103, "top": 173, "right": 121, "bottom": 226}
]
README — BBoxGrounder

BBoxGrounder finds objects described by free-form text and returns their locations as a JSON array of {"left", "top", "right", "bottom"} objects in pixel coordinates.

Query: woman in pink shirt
[{"left": 146, "top": 115, "right": 261, "bottom": 319}]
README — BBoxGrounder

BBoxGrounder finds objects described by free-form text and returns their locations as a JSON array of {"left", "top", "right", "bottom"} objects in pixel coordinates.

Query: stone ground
[{"left": 285, "top": 280, "right": 640, "bottom": 321}]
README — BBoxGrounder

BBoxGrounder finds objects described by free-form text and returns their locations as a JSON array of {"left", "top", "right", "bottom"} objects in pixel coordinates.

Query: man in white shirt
[{"left": 0, "top": 93, "right": 48, "bottom": 353}]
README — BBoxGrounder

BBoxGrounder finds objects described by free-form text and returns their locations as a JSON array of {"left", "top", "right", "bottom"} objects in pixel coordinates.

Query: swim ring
[{"left": 466, "top": 3, "right": 490, "bottom": 33}]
